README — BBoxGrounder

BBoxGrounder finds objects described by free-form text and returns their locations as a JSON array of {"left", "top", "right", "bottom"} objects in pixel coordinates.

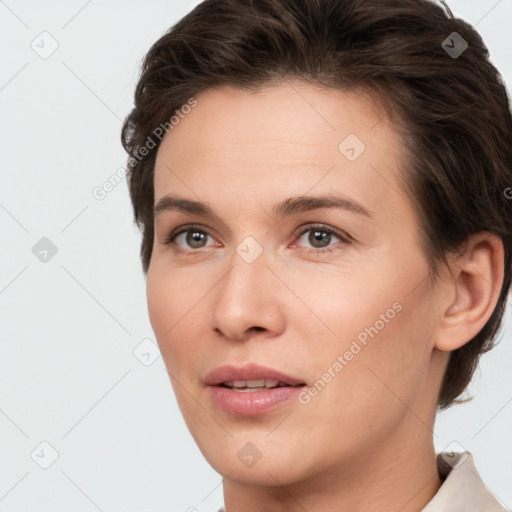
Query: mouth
[
  {"left": 205, "top": 364, "right": 307, "bottom": 415},
  {"left": 217, "top": 379, "right": 305, "bottom": 392}
]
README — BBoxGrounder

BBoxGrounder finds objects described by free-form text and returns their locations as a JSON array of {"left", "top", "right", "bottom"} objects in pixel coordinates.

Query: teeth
[{"left": 223, "top": 379, "right": 284, "bottom": 389}]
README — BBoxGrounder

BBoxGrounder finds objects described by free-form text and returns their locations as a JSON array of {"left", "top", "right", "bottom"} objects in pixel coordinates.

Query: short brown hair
[{"left": 121, "top": 0, "right": 512, "bottom": 409}]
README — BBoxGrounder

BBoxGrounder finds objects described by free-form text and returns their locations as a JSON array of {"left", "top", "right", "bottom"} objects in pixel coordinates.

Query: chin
[
  {"left": 194, "top": 433, "right": 311, "bottom": 486},
  {"left": 212, "top": 458, "right": 304, "bottom": 487}
]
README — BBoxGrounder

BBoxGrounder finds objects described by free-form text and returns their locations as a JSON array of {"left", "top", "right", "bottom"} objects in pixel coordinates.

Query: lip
[
  {"left": 204, "top": 363, "right": 307, "bottom": 416},
  {"left": 204, "top": 363, "right": 306, "bottom": 387},
  {"left": 208, "top": 385, "right": 305, "bottom": 415}
]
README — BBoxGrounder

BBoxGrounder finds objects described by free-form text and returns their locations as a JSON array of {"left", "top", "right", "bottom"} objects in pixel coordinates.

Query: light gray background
[{"left": 1, "top": 1, "right": 511, "bottom": 510}]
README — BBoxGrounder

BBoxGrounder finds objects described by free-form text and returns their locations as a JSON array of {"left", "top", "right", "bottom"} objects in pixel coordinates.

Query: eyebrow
[{"left": 154, "top": 193, "right": 373, "bottom": 219}]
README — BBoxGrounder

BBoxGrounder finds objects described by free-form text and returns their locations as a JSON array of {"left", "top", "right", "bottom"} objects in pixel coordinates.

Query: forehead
[
  {"left": 153, "top": 81, "right": 412, "bottom": 227},
  {"left": 156, "top": 80, "right": 395, "bottom": 164}
]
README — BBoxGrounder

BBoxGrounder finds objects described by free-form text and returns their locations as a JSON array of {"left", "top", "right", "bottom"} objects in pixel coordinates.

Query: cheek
[
  {"left": 146, "top": 267, "right": 170, "bottom": 339},
  {"left": 146, "top": 262, "right": 215, "bottom": 374},
  {"left": 146, "top": 264, "right": 192, "bottom": 360},
  {"left": 292, "top": 253, "right": 435, "bottom": 412},
  {"left": 146, "top": 261, "right": 201, "bottom": 335},
  {"left": 325, "top": 287, "right": 434, "bottom": 424}
]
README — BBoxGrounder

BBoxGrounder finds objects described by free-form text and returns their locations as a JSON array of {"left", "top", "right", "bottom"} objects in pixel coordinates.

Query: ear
[{"left": 433, "top": 233, "right": 505, "bottom": 352}]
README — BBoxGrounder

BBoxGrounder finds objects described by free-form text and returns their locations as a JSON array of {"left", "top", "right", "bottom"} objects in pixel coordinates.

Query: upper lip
[{"left": 205, "top": 363, "right": 306, "bottom": 386}]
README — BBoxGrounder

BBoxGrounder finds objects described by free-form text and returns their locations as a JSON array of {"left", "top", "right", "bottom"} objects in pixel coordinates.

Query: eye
[
  {"left": 165, "top": 224, "right": 220, "bottom": 252},
  {"left": 164, "top": 222, "right": 351, "bottom": 255},
  {"left": 292, "top": 223, "right": 350, "bottom": 253}
]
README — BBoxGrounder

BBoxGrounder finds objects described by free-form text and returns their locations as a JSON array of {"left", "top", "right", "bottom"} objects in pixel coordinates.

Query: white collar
[{"left": 420, "top": 451, "right": 508, "bottom": 511}]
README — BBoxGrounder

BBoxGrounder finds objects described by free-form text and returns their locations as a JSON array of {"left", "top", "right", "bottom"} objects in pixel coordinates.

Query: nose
[{"left": 211, "top": 243, "right": 286, "bottom": 342}]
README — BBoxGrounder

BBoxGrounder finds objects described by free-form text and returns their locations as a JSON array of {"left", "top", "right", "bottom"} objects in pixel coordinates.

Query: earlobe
[{"left": 433, "top": 233, "right": 505, "bottom": 352}]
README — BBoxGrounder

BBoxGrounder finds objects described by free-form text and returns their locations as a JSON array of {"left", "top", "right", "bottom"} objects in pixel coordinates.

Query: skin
[{"left": 146, "top": 80, "right": 504, "bottom": 512}]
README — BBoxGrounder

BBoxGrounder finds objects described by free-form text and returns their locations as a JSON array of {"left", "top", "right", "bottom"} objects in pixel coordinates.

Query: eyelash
[{"left": 164, "top": 223, "right": 351, "bottom": 255}]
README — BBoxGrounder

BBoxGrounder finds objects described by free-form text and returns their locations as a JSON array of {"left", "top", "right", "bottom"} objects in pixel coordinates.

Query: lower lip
[{"left": 207, "top": 385, "right": 305, "bottom": 415}]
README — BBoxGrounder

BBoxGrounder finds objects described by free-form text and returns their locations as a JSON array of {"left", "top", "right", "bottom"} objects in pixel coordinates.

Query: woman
[{"left": 121, "top": 0, "right": 511, "bottom": 510}]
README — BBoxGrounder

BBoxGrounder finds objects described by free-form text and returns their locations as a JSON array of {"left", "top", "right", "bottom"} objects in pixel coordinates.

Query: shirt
[
  {"left": 421, "top": 451, "right": 508, "bottom": 511},
  {"left": 215, "top": 451, "right": 509, "bottom": 511}
]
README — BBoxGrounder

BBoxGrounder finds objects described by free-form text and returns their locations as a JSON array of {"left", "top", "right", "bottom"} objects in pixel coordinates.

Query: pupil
[
  {"left": 309, "top": 230, "right": 330, "bottom": 248},
  {"left": 187, "top": 231, "right": 206, "bottom": 248}
]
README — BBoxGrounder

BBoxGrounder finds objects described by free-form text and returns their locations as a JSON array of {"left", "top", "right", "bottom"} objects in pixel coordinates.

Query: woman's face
[{"left": 147, "top": 81, "right": 448, "bottom": 484}]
